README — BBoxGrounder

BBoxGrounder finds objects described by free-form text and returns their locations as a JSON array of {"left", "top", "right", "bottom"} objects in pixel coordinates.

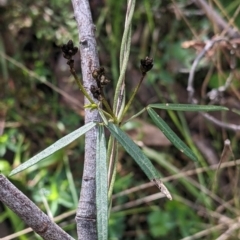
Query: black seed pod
[
  {"left": 73, "top": 47, "right": 78, "bottom": 55},
  {"left": 92, "top": 69, "right": 99, "bottom": 79},
  {"left": 97, "top": 67, "right": 105, "bottom": 75},
  {"left": 67, "top": 40, "right": 74, "bottom": 49},
  {"left": 92, "top": 66, "right": 110, "bottom": 88},
  {"left": 90, "top": 85, "right": 102, "bottom": 100},
  {"left": 61, "top": 40, "right": 78, "bottom": 61},
  {"left": 140, "top": 56, "right": 153, "bottom": 74},
  {"left": 62, "top": 44, "right": 68, "bottom": 53},
  {"left": 100, "top": 75, "right": 110, "bottom": 85}
]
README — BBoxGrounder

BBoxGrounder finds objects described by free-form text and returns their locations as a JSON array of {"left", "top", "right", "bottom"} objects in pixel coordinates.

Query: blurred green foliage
[{"left": 147, "top": 201, "right": 201, "bottom": 238}]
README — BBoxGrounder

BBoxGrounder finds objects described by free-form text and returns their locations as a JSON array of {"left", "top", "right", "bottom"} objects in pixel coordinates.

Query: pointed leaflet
[
  {"left": 96, "top": 125, "right": 108, "bottom": 240},
  {"left": 149, "top": 103, "right": 228, "bottom": 112},
  {"left": 106, "top": 123, "right": 172, "bottom": 200},
  {"left": 9, "top": 122, "right": 96, "bottom": 176},
  {"left": 107, "top": 123, "right": 158, "bottom": 179},
  {"left": 147, "top": 107, "right": 198, "bottom": 162}
]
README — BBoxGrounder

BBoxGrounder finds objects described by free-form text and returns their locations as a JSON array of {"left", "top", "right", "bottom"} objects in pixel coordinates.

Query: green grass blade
[
  {"left": 106, "top": 123, "right": 172, "bottom": 200},
  {"left": 96, "top": 125, "right": 108, "bottom": 240},
  {"left": 148, "top": 103, "right": 228, "bottom": 112},
  {"left": 147, "top": 107, "right": 198, "bottom": 162},
  {"left": 9, "top": 122, "right": 96, "bottom": 176}
]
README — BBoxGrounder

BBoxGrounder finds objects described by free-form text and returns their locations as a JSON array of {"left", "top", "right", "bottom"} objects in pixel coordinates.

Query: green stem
[
  {"left": 119, "top": 74, "right": 145, "bottom": 123},
  {"left": 70, "top": 68, "right": 95, "bottom": 104},
  {"left": 107, "top": 138, "right": 118, "bottom": 202},
  {"left": 71, "top": 67, "right": 117, "bottom": 122},
  {"left": 119, "top": 0, "right": 136, "bottom": 70},
  {"left": 122, "top": 107, "right": 146, "bottom": 124},
  {"left": 108, "top": 155, "right": 117, "bottom": 204},
  {"left": 101, "top": 96, "right": 117, "bottom": 122},
  {"left": 113, "top": 0, "right": 136, "bottom": 114},
  {"left": 98, "top": 107, "right": 114, "bottom": 121},
  {"left": 113, "top": 27, "right": 132, "bottom": 114},
  {"left": 107, "top": 139, "right": 117, "bottom": 185},
  {"left": 117, "top": 86, "right": 126, "bottom": 117}
]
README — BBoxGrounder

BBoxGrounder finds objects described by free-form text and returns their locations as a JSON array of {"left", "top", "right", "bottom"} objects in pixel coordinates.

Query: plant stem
[
  {"left": 100, "top": 94, "right": 117, "bottom": 122},
  {"left": 107, "top": 137, "right": 117, "bottom": 187},
  {"left": 107, "top": 137, "right": 118, "bottom": 203},
  {"left": 98, "top": 107, "right": 114, "bottom": 121},
  {"left": 122, "top": 107, "right": 146, "bottom": 124},
  {"left": 119, "top": 74, "right": 146, "bottom": 123},
  {"left": 70, "top": 68, "right": 95, "bottom": 104},
  {"left": 113, "top": 0, "right": 136, "bottom": 114}
]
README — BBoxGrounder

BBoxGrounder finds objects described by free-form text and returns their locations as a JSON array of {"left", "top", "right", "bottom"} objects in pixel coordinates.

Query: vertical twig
[{"left": 71, "top": 0, "right": 101, "bottom": 239}]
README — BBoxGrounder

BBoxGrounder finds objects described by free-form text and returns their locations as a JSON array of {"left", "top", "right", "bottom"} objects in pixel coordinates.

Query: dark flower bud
[
  {"left": 92, "top": 69, "right": 99, "bottom": 79},
  {"left": 92, "top": 66, "right": 110, "bottom": 90},
  {"left": 100, "top": 75, "right": 110, "bottom": 85},
  {"left": 90, "top": 85, "right": 96, "bottom": 92},
  {"left": 61, "top": 40, "right": 78, "bottom": 60},
  {"left": 67, "top": 40, "right": 74, "bottom": 49},
  {"left": 140, "top": 56, "right": 153, "bottom": 74},
  {"left": 73, "top": 47, "right": 78, "bottom": 55},
  {"left": 62, "top": 44, "right": 68, "bottom": 53},
  {"left": 97, "top": 67, "right": 105, "bottom": 75},
  {"left": 90, "top": 85, "right": 102, "bottom": 100}
]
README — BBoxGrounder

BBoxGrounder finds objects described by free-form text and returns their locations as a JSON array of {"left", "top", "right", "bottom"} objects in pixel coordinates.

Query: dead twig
[
  {"left": 187, "top": 37, "right": 229, "bottom": 102},
  {"left": 186, "top": 36, "right": 240, "bottom": 132},
  {"left": 193, "top": 0, "right": 240, "bottom": 38},
  {"left": 201, "top": 113, "right": 240, "bottom": 132},
  {"left": 0, "top": 174, "right": 74, "bottom": 240},
  {"left": 113, "top": 158, "right": 240, "bottom": 200},
  {"left": 216, "top": 217, "right": 240, "bottom": 240}
]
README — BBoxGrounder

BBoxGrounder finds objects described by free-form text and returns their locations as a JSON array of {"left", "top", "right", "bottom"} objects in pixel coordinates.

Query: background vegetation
[{"left": 1, "top": 0, "right": 240, "bottom": 239}]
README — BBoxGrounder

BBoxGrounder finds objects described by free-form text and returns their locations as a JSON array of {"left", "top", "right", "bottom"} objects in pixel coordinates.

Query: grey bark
[
  {"left": 71, "top": 0, "right": 101, "bottom": 239},
  {"left": 0, "top": 174, "right": 74, "bottom": 240}
]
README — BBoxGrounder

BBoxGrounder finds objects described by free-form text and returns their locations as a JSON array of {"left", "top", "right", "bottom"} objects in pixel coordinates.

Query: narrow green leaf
[
  {"left": 106, "top": 123, "right": 172, "bottom": 200},
  {"left": 107, "top": 123, "right": 159, "bottom": 179},
  {"left": 98, "top": 107, "right": 108, "bottom": 126},
  {"left": 9, "top": 122, "right": 96, "bottom": 176},
  {"left": 96, "top": 125, "right": 108, "bottom": 240},
  {"left": 147, "top": 108, "right": 198, "bottom": 162},
  {"left": 149, "top": 103, "right": 228, "bottom": 112}
]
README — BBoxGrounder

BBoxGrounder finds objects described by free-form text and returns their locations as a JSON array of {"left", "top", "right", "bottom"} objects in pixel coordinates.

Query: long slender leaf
[
  {"left": 9, "top": 122, "right": 96, "bottom": 176},
  {"left": 149, "top": 103, "right": 228, "bottom": 112},
  {"left": 107, "top": 123, "right": 159, "bottom": 179},
  {"left": 96, "top": 125, "right": 108, "bottom": 240},
  {"left": 106, "top": 123, "right": 172, "bottom": 200},
  {"left": 147, "top": 107, "right": 198, "bottom": 162}
]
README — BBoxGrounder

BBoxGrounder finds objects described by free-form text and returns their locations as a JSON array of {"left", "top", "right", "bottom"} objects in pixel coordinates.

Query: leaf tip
[
  {"left": 152, "top": 179, "right": 172, "bottom": 200},
  {"left": 191, "top": 154, "right": 198, "bottom": 162},
  {"left": 8, "top": 171, "right": 14, "bottom": 177}
]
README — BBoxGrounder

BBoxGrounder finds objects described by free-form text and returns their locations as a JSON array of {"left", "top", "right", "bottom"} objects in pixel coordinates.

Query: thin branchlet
[{"left": 61, "top": 40, "right": 95, "bottom": 104}]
